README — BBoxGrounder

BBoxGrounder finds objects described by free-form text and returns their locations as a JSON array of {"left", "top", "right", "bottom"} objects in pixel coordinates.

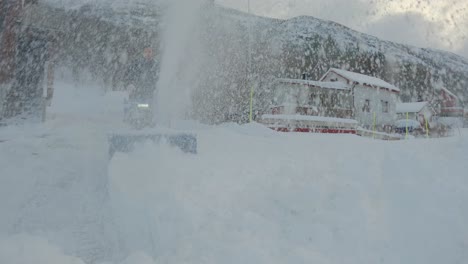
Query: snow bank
[
  {"left": 0, "top": 235, "right": 85, "bottom": 264},
  {"left": 118, "top": 252, "right": 157, "bottom": 264},
  {"left": 0, "top": 235, "right": 156, "bottom": 264},
  {"left": 109, "top": 125, "right": 468, "bottom": 264},
  {"left": 262, "top": 114, "right": 358, "bottom": 124},
  {"left": 1, "top": 77, "right": 467, "bottom": 264}
]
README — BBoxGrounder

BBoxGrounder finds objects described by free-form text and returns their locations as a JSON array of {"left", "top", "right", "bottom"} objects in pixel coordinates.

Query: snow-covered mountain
[
  {"left": 32, "top": 1, "right": 468, "bottom": 109},
  {"left": 221, "top": 7, "right": 468, "bottom": 103}
]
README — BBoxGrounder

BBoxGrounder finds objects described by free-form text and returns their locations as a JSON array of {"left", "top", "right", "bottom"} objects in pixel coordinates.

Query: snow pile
[
  {"left": 118, "top": 252, "right": 157, "bottom": 264},
  {"left": 0, "top": 234, "right": 158, "bottom": 264},
  {"left": 109, "top": 127, "right": 468, "bottom": 264},
  {"left": 219, "top": 122, "right": 279, "bottom": 137},
  {"left": 0, "top": 235, "right": 85, "bottom": 264},
  {"left": 262, "top": 114, "right": 358, "bottom": 124},
  {"left": 1, "top": 78, "right": 467, "bottom": 264}
]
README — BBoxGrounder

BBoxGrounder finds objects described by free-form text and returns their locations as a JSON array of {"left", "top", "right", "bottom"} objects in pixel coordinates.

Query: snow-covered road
[{"left": 1, "top": 81, "right": 467, "bottom": 264}]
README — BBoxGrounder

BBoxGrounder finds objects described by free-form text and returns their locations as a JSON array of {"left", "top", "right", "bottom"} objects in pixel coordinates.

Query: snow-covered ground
[{"left": 1, "top": 80, "right": 467, "bottom": 264}]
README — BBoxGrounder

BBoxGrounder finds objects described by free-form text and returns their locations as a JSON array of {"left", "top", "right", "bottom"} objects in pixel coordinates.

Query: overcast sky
[{"left": 217, "top": 0, "right": 468, "bottom": 58}]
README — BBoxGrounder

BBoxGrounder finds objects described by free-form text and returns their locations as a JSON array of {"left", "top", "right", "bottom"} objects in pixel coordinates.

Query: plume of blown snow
[{"left": 155, "top": 0, "right": 209, "bottom": 125}]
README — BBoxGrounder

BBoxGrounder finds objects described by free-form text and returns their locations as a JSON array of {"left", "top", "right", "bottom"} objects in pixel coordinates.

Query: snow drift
[
  {"left": 1, "top": 79, "right": 467, "bottom": 263},
  {"left": 109, "top": 125, "right": 468, "bottom": 264}
]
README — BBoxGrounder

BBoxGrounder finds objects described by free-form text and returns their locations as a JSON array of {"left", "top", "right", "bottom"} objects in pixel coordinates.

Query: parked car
[{"left": 394, "top": 119, "right": 423, "bottom": 135}]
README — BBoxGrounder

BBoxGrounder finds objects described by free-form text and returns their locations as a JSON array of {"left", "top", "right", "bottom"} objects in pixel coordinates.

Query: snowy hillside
[
  {"left": 30, "top": 1, "right": 468, "bottom": 110},
  {"left": 1, "top": 77, "right": 468, "bottom": 263},
  {"left": 212, "top": 4, "right": 468, "bottom": 72},
  {"left": 280, "top": 15, "right": 468, "bottom": 68}
]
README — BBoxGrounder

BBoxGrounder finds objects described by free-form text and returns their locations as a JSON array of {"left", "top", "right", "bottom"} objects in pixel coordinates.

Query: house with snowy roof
[
  {"left": 272, "top": 78, "right": 354, "bottom": 118},
  {"left": 261, "top": 77, "right": 358, "bottom": 134},
  {"left": 266, "top": 68, "right": 400, "bottom": 130},
  {"left": 319, "top": 68, "right": 400, "bottom": 128},
  {"left": 433, "top": 87, "right": 464, "bottom": 118},
  {"left": 396, "top": 101, "right": 435, "bottom": 125}
]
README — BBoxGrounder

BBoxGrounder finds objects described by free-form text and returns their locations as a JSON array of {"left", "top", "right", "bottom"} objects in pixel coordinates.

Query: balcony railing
[{"left": 270, "top": 105, "right": 353, "bottom": 119}]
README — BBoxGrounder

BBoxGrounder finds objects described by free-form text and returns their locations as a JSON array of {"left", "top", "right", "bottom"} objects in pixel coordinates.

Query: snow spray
[{"left": 155, "top": 0, "right": 208, "bottom": 125}]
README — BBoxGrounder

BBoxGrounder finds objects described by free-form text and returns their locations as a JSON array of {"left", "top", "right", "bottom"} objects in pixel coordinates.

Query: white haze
[
  {"left": 217, "top": 0, "right": 468, "bottom": 58},
  {"left": 155, "top": 0, "right": 207, "bottom": 124},
  {"left": 43, "top": 0, "right": 468, "bottom": 58}
]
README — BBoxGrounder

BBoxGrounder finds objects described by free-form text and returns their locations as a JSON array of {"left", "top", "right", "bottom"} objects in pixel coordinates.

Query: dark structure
[{"left": 0, "top": 0, "right": 52, "bottom": 122}]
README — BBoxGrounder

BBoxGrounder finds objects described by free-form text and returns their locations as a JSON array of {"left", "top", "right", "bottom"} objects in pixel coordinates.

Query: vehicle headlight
[{"left": 137, "top": 104, "right": 150, "bottom": 108}]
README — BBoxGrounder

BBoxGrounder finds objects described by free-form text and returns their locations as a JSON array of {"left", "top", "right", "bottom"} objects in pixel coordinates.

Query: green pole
[
  {"left": 249, "top": 85, "right": 254, "bottom": 123},
  {"left": 406, "top": 112, "right": 409, "bottom": 139},
  {"left": 425, "top": 117, "right": 429, "bottom": 138}
]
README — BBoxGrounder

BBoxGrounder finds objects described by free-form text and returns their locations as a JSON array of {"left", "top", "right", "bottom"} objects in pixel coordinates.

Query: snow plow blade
[{"left": 108, "top": 132, "right": 197, "bottom": 159}]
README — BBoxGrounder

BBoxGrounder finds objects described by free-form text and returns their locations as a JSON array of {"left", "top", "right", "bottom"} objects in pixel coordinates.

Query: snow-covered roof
[
  {"left": 438, "top": 87, "right": 459, "bottom": 99},
  {"left": 321, "top": 68, "right": 400, "bottom": 92},
  {"left": 396, "top": 102, "right": 428, "bottom": 113},
  {"left": 278, "top": 78, "right": 351, "bottom": 90},
  {"left": 270, "top": 104, "right": 320, "bottom": 110},
  {"left": 262, "top": 114, "right": 358, "bottom": 124}
]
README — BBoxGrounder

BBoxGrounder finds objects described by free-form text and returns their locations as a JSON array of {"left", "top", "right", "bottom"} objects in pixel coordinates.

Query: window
[
  {"left": 362, "top": 99, "right": 370, "bottom": 112},
  {"left": 320, "top": 93, "right": 327, "bottom": 107},
  {"left": 331, "top": 93, "right": 339, "bottom": 106},
  {"left": 308, "top": 92, "right": 317, "bottom": 105},
  {"left": 381, "top": 100, "right": 389, "bottom": 113}
]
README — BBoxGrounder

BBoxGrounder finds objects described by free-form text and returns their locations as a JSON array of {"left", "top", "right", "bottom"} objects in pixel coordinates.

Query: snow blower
[{"left": 108, "top": 98, "right": 197, "bottom": 159}]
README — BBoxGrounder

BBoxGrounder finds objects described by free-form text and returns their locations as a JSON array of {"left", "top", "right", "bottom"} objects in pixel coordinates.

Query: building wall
[
  {"left": 397, "top": 112, "right": 418, "bottom": 120},
  {"left": 397, "top": 106, "right": 432, "bottom": 122},
  {"left": 275, "top": 72, "right": 400, "bottom": 127},
  {"left": 353, "top": 85, "right": 398, "bottom": 128},
  {"left": 322, "top": 71, "right": 399, "bottom": 127},
  {"left": 321, "top": 72, "right": 349, "bottom": 84},
  {"left": 274, "top": 82, "right": 353, "bottom": 117}
]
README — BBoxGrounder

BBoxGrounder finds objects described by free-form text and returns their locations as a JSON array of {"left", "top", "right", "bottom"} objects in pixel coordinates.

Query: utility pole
[{"left": 248, "top": 0, "right": 254, "bottom": 122}]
